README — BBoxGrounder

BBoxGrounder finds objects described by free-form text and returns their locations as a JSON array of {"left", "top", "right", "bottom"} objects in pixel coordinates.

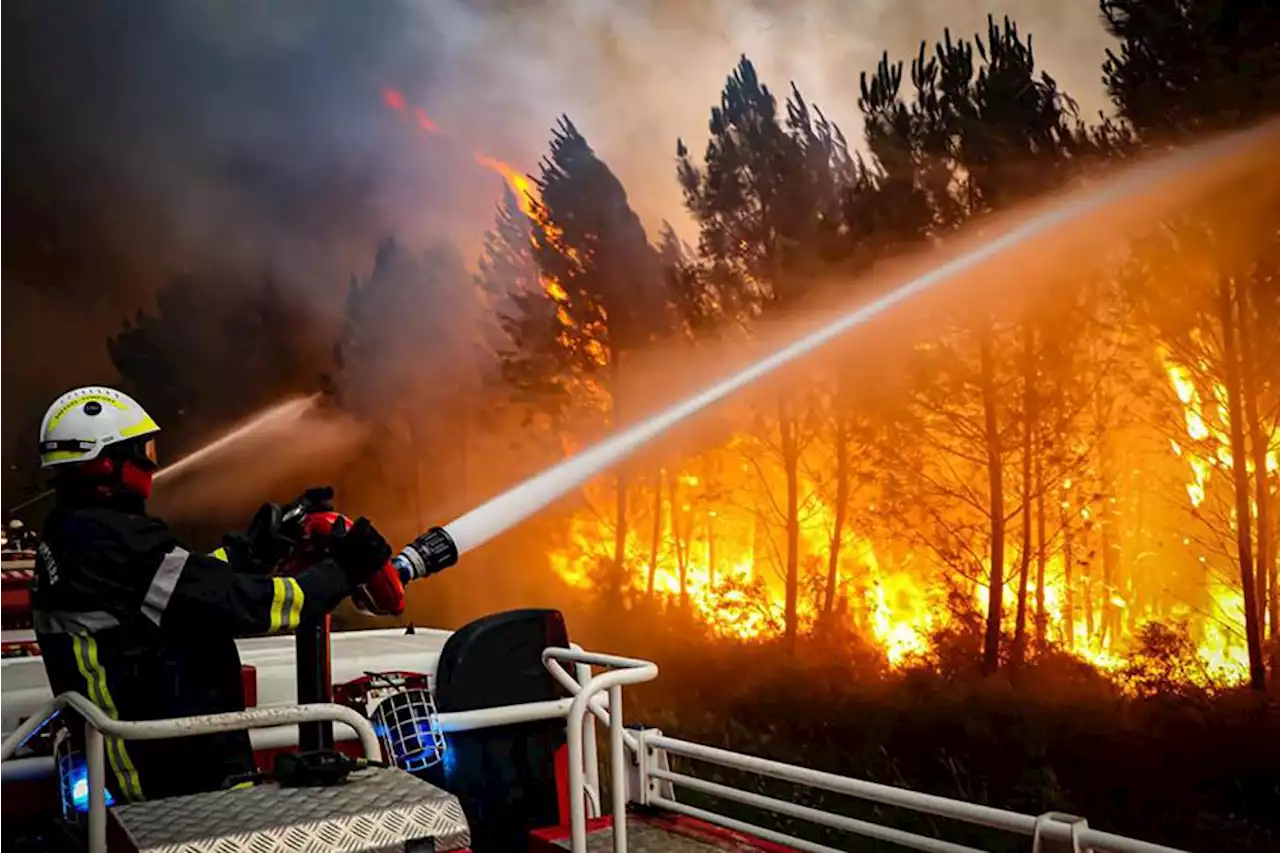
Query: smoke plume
[{"left": 3, "top": 0, "right": 1113, "bottom": 496}]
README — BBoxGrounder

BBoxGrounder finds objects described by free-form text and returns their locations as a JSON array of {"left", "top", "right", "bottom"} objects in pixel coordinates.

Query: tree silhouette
[
  {"left": 476, "top": 182, "right": 570, "bottom": 422},
  {"left": 680, "top": 57, "right": 855, "bottom": 649},
  {"left": 335, "top": 238, "right": 479, "bottom": 529},
  {"left": 108, "top": 270, "right": 307, "bottom": 455},
  {"left": 856, "top": 20, "right": 1089, "bottom": 674},
  {"left": 1101, "top": 0, "right": 1280, "bottom": 137},
  {"left": 529, "top": 116, "right": 670, "bottom": 601}
]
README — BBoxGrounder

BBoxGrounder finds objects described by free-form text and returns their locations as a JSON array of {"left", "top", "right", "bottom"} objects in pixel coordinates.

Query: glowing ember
[{"left": 382, "top": 87, "right": 406, "bottom": 112}]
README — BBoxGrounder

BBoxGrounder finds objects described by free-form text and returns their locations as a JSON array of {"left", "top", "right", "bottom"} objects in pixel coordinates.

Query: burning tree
[
  {"left": 476, "top": 182, "right": 570, "bottom": 428},
  {"left": 1103, "top": 0, "right": 1280, "bottom": 690},
  {"left": 678, "top": 57, "right": 857, "bottom": 650},
  {"left": 850, "top": 20, "right": 1092, "bottom": 674},
  {"left": 525, "top": 117, "right": 671, "bottom": 602}
]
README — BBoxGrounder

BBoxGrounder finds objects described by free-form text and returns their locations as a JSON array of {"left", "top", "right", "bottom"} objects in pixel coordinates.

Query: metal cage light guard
[
  {"left": 362, "top": 672, "right": 448, "bottom": 773},
  {"left": 54, "top": 723, "right": 114, "bottom": 823}
]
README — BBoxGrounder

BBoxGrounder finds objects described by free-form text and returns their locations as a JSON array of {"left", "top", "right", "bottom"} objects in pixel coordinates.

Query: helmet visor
[{"left": 123, "top": 437, "right": 159, "bottom": 471}]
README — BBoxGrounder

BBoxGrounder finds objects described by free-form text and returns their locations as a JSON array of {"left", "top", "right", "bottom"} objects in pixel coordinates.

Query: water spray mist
[{"left": 394, "top": 123, "right": 1279, "bottom": 582}]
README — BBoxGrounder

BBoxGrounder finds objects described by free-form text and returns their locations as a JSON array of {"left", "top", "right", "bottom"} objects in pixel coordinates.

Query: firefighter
[
  {"left": 5, "top": 518, "right": 33, "bottom": 550},
  {"left": 32, "top": 386, "right": 392, "bottom": 801}
]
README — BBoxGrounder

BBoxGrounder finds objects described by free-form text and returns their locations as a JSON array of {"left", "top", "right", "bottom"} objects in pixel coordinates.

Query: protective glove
[
  {"left": 245, "top": 487, "right": 336, "bottom": 567},
  {"left": 328, "top": 516, "right": 392, "bottom": 587},
  {"left": 244, "top": 502, "right": 286, "bottom": 566}
]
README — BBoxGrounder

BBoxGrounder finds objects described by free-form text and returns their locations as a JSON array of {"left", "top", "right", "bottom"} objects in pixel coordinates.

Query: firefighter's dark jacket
[{"left": 32, "top": 498, "right": 355, "bottom": 802}]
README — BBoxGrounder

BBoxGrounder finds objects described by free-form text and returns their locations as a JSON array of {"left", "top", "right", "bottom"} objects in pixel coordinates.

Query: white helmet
[{"left": 39, "top": 386, "right": 161, "bottom": 469}]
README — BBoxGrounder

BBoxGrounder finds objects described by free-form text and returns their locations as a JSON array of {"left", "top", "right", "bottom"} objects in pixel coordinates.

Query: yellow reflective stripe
[
  {"left": 230, "top": 780, "right": 255, "bottom": 790},
  {"left": 211, "top": 547, "right": 228, "bottom": 563},
  {"left": 42, "top": 449, "right": 90, "bottom": 463},
  {"left": 46, "top": 395, "right": 128, "bottom": 431},
  {"left": 119, "top": 414, "right": 160, "bottom": 438},
  {"left": 269, "top": 578, "right": 286, "bottom": 633},
  {"left": 72, "top": 634, "right": 144, "bottom": 801},
  {"left": 267, "top": 577, "right": 305, "bottom": 633}
]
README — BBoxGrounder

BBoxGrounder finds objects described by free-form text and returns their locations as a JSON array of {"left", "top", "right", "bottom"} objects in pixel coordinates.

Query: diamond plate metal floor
[
  {"left": 111, "top": 767, "right": 470, "bottom": 853},
  {"left": 551, "top": 818, "right": 759, "bottom": 853}
]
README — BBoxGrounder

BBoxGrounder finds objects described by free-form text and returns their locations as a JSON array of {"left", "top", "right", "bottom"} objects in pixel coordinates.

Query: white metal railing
[
  {"left": 541, "top": 647, "right": 659, "bottom": 853},
  {"left": 632, "top": 731, "right": 1191, "bottom": 853},
  {"left": 0, "top": 647, "right": 1197, "bottom": 853},
  {"left": 0, "top": 692, "right": 381, "bottom": 853}
]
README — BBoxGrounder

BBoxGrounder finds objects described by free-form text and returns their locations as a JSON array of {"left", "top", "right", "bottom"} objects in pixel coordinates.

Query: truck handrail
[
  {"left": 636, "top": 731, "right": 1190, "bottom": 853},
  {"left": 542, "top": 647, "right": 659, "bottom": 853},
  {"left": 0, "top": 691, "right": 382, "bottom": 853}
]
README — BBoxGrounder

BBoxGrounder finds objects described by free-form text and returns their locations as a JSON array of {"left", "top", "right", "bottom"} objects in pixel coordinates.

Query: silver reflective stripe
[
  {"left": 281, "top": 579, "right": 296, "bottom": 628},
  {"left": 33, "top": 609, "right": 120, "bottom": 634},
  {"left": 141, "top": 547, "right": 189, "bottom": 626}
]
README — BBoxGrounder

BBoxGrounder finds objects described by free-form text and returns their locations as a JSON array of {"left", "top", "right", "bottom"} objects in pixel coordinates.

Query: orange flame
[
  {"left": 1158, "top": 342, "right": 1267, "bottom": 685},
  {"left": 473, "top": 153, "right": 538, "bottom": 219}
]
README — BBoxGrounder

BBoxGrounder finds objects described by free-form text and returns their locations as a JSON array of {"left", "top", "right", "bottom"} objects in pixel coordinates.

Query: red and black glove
[{"left": 328, "top": 516, "right": 392, "bottom": 588}]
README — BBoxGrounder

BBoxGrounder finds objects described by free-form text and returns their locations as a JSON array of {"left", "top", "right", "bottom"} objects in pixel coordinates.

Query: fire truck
[{"left": 1, "top": 539, "right": 1188, "bottom": 853}]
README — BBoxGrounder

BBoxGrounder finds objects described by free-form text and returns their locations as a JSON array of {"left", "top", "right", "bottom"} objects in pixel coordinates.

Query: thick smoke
[
  {"left": 3, "top": 0, "right": 1113, "bottom": 497},
  {"left": 398, "top": 0, "right": 1115, "bottom": 233}
]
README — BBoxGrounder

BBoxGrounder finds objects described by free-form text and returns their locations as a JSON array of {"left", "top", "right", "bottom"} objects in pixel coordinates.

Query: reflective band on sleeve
[
  {"left": 211, "top": 547, "right": 228, "bottom": 562},
  {"left": 33, "top": 609, "right": 121, "bottom": 635},
  {"left": 267, "top": 577, "right": 306, "bottom": 633},
  {"left": 141, "top": 547, "right": 189, "bottom": 627}
]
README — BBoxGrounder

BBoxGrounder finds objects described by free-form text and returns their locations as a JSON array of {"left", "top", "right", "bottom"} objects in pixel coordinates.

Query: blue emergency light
[{"left": 59, "top": 750, "right": 115, "bottom": 817}]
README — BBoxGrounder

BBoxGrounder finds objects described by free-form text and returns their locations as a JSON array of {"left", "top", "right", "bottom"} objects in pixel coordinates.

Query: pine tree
[
  {"left": 857, "top": 20, "right": 1089, "bottom": 674},
  {"left": 476, "top": 182, "right": 570, "bottom": 421},
  {"left": 334, "top": 237, "right": 479, "bottom": 528},
  {"left": 679, "top": 57, "right": 855, "bottom": 649},
  {"left": 530, "top": 116, "right": 670, "bottom": 601},
  {"left": 1101, "top": 0, "right": 1280, "bottom": 136}
]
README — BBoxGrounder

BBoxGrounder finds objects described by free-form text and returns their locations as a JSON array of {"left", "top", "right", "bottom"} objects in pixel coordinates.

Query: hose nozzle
[{"left": 394, "top": 527, "right": 458, "bottom": 584}]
